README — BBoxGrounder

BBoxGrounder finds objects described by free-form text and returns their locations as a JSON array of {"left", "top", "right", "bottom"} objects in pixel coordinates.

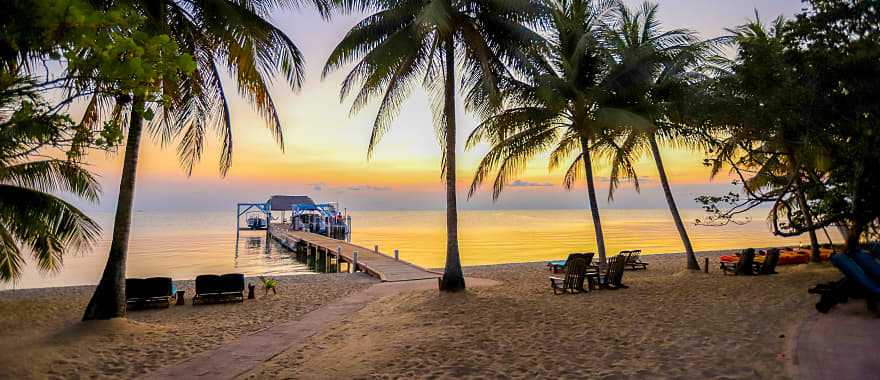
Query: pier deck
[{"left": 268, "top": 224, "right": 440, "bottom": 282}]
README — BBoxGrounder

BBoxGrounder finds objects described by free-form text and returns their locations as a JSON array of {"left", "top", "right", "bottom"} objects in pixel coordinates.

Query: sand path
[
  {"left": 788, "top": 301, "right": 880, "bottom": 379},
  {"left": 142, "top": 277, "right": 500, "bottom": 380}
]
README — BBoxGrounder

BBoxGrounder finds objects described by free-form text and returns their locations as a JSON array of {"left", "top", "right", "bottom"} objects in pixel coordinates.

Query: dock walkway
[{"left": 268, "top": 224, "right": 440, "bottom": 282}]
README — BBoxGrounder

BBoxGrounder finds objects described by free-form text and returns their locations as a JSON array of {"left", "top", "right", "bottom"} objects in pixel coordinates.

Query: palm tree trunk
[
  {"left": 785, "top": 146, "right": 821, "bottom": 262},
  {"left": 82, "top": 97, "right": 145, "bottom": 320},
  {"left": 580, "top": 136, "right": 607, "bottom": 265},
  {"left": 649, "top": 137, "right": 700, "bottom": 270},
  {"left": 794, "top": 182, "right": 821, "bottom": 262},
  {"left": 439, "top": 37, "right": 465, "bottom": 292}
]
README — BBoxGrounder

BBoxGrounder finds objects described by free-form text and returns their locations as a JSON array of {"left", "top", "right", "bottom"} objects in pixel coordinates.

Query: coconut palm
[
  {"left": 81, "top": 0, "right": 322, "bottom": 320},
  {"left": 0, "top": 76, "right": 101, "bottom": 282},
  {"left": 704, "top": 16, "right": 824, "bottom": 262},
  {"left": 597, "top": 2, "right": 719, "bottom": 270},
  {"left": 324, "top": 0, "right": 545, "bottom": 290},
  {"left": 468, "top": 0, "right": 619, "bottom": 265}
]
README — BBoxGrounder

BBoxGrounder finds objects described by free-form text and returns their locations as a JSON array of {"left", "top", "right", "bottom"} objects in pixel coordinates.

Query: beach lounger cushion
[
  {"left": 193, "top": 273, "right": 246, "bottom": 304},
  {"left": 126, "top": 277, "right": 176, "bottom": 308}
]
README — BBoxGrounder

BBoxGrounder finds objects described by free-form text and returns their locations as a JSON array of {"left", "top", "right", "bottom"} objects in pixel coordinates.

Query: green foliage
[
  {"left": 0, "top": 73, "right": 101, "bottom": 282},
  {"left": 698, "top": 0, "right": 880, "bottom": 248},
  {"left": 258, "top": 276, "right": 278, "bottom": 295},
  {"left": 324, "top": 0, "right": 546, "bottom": 160}
]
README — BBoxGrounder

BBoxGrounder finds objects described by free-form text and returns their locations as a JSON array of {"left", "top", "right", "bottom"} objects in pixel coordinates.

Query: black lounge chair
[
  {"left": 550, "top": 255, "right": 590, "bottom": 294},
  {"left": 193, "top": 273, "right": 245, "bottom": 304},
  {"left": 811, "top": 250, "right": 880, "bottom": 313},
  {"left": 126, "top": 277, "right": 177, "bottom": 309},
  {"left": 623, "top": 250, "right": 648, "bottom": 270},
  {"left": 721, "top": 248, "right": 756, "bottom": 275},
  {"left": 755, "top": 248, "right": 780, "bottom": 275}
]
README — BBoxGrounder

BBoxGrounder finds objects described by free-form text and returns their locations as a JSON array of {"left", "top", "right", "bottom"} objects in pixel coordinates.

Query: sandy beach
[
  {"left": 0, "top": 252, "right": 848, "bottom": 379},
  {"left": 0, "top": 273, "right": 377, "bottom": 379},
  {"left": 248, "top": 252, "right": 841, "bottom": 379}
]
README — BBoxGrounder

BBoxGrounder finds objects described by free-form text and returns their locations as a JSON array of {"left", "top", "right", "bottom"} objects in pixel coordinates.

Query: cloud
[
  {"left": 347, "top": 185, "right": 392, "bottom": 191},
  {"left": 307, "top": 182, "right": 326, "bottom": 191},
  {"left": 509, "top": 180, "right": 553, "bottom": 188}
]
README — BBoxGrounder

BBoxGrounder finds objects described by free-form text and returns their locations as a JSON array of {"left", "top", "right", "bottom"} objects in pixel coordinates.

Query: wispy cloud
[
  {"left": 307, "top": 182, "right": 326, "bottom": 191},
  {"left": 347, "top": 185, "right": 392, "bottom": 191},
  {"left": 509, "top": 180, "right": 553, "bottom": 188}
]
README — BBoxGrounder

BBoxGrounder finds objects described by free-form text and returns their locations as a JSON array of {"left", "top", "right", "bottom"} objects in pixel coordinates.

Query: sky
[{"left": 75, "top": 0, "right": 807, "bottom": 212}]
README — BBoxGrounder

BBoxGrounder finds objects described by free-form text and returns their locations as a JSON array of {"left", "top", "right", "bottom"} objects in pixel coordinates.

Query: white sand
[
  {"left": 0, "top": 273, "right": 377, "bottom": 379},
  {"left": 250, "top": 252, "right": 840, "bottom": 379}
]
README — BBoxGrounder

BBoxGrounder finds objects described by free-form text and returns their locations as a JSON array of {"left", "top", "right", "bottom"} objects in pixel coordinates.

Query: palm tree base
[{"left": 438, "top": 274, "right": 466, "bottom": 292}]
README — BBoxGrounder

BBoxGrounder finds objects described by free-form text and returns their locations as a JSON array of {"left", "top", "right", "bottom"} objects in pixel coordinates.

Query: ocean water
[{"left": 3, "top": 209, "right": 829, "bottom": 289}]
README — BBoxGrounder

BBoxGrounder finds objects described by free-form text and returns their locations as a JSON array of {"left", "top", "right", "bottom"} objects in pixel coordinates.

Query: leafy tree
[
  {"left": 697, "top": 1, "right": 879, "bottom": 254},
  {"left": 75, "top": 0, "right": 316, "bottom": 320},
  {"left": 0, "top": 72, "right": 103, "bottom": 282},
  {"left": 0, "top": 0, "right": 158, "bottom": 283},
  {"left": 784, "top": 0, "right": 880, "bottom": 249},
  {"left": 468, "top": 0, "right": 617, "bottom": 265},
  {"left": 325, "top": 0, "right": 545, "bottom": 290}
]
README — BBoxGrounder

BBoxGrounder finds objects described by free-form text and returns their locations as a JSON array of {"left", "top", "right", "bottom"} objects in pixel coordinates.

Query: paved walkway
[
  {"left": 789, "top": 302, "right": 880, "bottom": 379},
  {"left": 141, "top": 277, "right": 499, "bottom": 380}
]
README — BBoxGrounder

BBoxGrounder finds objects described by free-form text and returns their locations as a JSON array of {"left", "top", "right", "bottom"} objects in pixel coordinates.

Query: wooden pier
[{"left": 268, "top": 224, "right": 441, "bottom": 282}]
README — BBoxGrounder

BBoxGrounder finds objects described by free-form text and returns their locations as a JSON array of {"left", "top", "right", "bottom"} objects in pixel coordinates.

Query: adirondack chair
[
  {"left": 548, "top": 252, "right": 595, "bottom": 273},
  {"left": 624, "top": 250, "right": 649, "bottom": 270},
  {"left": 721, "top": 248, "right": 756, "bottom": 275},
  {"left": 550, "top": 256, "right": 589, "bottom": 294},
  {"left": 594, "top": 253, "right": 628, "bottom": 289},
  {"left": 755, "top": 248, "right": 780, "bottom": 275}
]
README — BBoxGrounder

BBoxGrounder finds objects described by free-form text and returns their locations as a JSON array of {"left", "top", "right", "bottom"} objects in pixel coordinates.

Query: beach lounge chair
[
  {"left": 623, "top": 250, "right": 648, "bottom": 270},
  {"left": 720, "top": 248, "right": 756, "bottom": 275},
  {"left": 192, "top": 273, "right": 245, "bottom": 304},
  {"left": 593, "top": 253, "right": 628, "bottom": 289},
  {"left": 755, "top": 248, "right": 780, "bottom": 275},
  {"left": 547, "top": 252, "right": 595, "bottom": 273},
  {"left": 126, "top": 277, "right": 177, "bottom": 309},
  {"left": 550, "top": 256, "right": 590, "bottom": 294},
  {"left": 812, "top": 251, "right": 880, "bottom": 313}
]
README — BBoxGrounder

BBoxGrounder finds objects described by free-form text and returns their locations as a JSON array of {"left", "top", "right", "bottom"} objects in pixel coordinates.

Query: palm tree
[
  {"left": 706, "top": 16, "right": 823, "bottom": 262},
  {"left": 324, "top": 0, "right": 545, "bottom": 290},
  {"left": 81, "top": 0, "right": 319, "bottom": 320},
  {"left": 598, "top": 2, "right": 718, "bottom": 270},
  {"left": 468, "top": 0, "right": 619, "bottom": 265},
  {"left": 0, "top": 75, "right": 101, "bottom": 282}
]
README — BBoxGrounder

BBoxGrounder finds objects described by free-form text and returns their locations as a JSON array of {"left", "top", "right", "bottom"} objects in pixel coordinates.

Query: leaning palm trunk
[
  {"left": 649, "top": 137, "right": 700, "bottom": 270},
  {"left": 82, "top": 98, "right": 145, "bottom": 320},
  {"left": 580, "top": 136, "right": 607, "bottom": 265},
  {"left": 439, "top": 39, "right": 465, "bottom": 292},
  {"left": 794, "top": 183, "right": 821, "bottom": 262}
]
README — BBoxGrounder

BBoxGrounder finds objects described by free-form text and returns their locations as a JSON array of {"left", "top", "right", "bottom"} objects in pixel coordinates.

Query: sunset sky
[{"left": 78, "top": 0, "right": 806, "bottom": 212}]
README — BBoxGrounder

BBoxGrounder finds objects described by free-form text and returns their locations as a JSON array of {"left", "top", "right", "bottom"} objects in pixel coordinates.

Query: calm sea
[{"left": 3, "top": 209, "right": 829, "bottom": 289}]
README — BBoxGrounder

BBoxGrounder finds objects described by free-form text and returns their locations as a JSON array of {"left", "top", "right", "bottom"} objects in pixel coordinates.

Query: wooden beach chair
[
  {"left": 193, "top": 273, "right": 245, "bottom": 304},
  {"left": 550, "top": 256, "right": 589, "bottom": 294},
  {"left": 126, "top": 277, "right": 177, "bottom": 309},
  {"left": 547, "top": 252, "right": 595, "bottom": 273},
  {"left": 623, "top": 250, "right": 648, "bottom": 270},
  {"left": 721, "top": 248, "right": 756, "bottom": 275},
  {"left": 755, "top": 248, "right": 780, "bottom": 275},
  {"left": 594, "top": 253, "right": 628, "bottom": 289}
]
